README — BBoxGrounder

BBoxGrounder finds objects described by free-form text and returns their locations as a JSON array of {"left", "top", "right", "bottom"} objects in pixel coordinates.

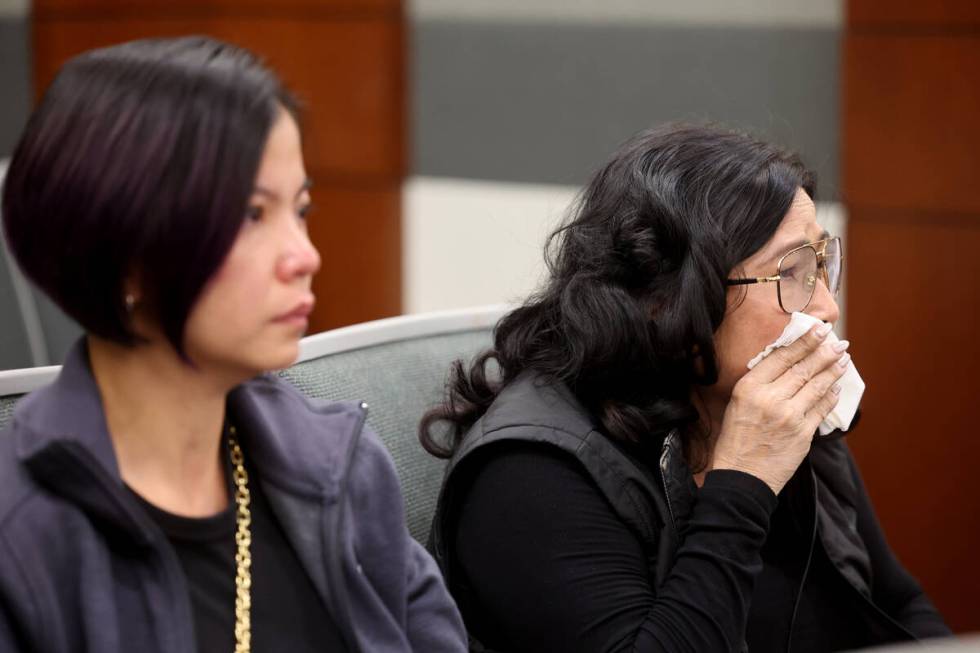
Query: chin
[
  {"left": 264, "top": 342, "right": 301, "bottom": 371},
  {"left": 231, "top": 340, "right": 300, "bottom": 377}
]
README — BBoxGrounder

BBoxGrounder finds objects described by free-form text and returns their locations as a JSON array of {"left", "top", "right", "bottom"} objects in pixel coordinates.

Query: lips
[{"left": 273, "top": 298, "right": 314, "bottom": 323}]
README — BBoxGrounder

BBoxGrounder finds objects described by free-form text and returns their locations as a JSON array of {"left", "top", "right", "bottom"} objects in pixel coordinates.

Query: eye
[
  {"left": 245, "top": 205, "right": 264, "bottom": 222},
  {"left": 297, "top": 203, "right": 314, "bottom": 220}
]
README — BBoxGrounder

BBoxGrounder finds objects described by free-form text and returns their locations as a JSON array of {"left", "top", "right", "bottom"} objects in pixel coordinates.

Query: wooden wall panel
[
  {"left": 33, "top": 17, "right": 404, "bottom": 180},
  {"left": 849, "top": 0, "right": 980, "bottom": 28},
  {"left": 845, "top": 214, "right": 980, "bottom": 632},
  {"left": 844, "top": 1, "right": 980, "bottom": 634},
  {"left": 307, "top": 182, "right": 401, "bottom": 331},
  {"left": 842, "top": 35, "right": 980, "bottom": 215},
  {"left": 33, "top": 3, "right": 405, "bottom": 331},
  {"left": 35, "top": 0, "right": 398, "bottom": 14}
]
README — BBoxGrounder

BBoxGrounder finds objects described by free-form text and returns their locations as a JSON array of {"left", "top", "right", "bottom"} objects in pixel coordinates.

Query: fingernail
[
  {"left": 816, "top": 323, "right": 833, "bottom": 337},
  {"left": 832, "top": 340, "right": 850, "bottom": 353},
  {"left": 837, "top": 353, "right": 851, "bottom": 368},
  {"left": 832, "top": 383, "right": 842, "bottom": 395}
]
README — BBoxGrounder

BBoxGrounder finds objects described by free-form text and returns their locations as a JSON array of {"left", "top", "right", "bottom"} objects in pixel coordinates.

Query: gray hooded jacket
[{"left": 0, "top": 340, "right": 467, "bottom": 652}]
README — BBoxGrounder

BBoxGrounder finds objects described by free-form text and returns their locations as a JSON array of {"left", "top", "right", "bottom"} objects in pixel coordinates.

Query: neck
[
  {"left": 88, "top": 335, "right": 236, "bottom": 517},
  {"left": 690, "top": 388, "right": 726, "bottom": 488}
]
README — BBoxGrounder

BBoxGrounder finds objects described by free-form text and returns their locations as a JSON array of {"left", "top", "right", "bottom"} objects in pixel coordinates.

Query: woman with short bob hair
[
  {"left": 0, "top": 36, "right": 465, "bottom": 652},
  {"left": 422, "top": 124, "right": 949, "bottom": 652}
]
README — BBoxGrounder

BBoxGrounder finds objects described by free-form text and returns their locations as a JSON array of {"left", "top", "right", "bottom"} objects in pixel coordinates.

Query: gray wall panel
[
  {"left": 413, "top": 21, "right": 840, "bottom": 198},
  {"left": 0, "top": 17, "right": 30, "bottom": 158},
  {"left": 32, "top": 291, "right": 81, "bottom": 364},
  {"left": 0, "top": 238, "right": 34, "bottom": 369}
]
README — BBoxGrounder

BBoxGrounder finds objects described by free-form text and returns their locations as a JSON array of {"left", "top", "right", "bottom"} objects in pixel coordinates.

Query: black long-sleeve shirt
[{"left": 452, "top": 442, "right": 946, "bottom": 652}]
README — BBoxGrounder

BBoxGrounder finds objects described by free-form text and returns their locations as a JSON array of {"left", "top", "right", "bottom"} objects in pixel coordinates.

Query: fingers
[
  {"left": 795, "top": 348, "right": 849, "bottom": 410},
  {"left": 750, "top": 323, "right": 833, "bottom": 384},
  {"left": 802, "top": 367, "right": 846, "bottom": 434},
  {"left": 771, "top": 339, "right": 850, "bottom": 399}
]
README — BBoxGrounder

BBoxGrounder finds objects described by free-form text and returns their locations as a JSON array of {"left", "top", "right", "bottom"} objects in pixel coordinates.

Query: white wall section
[
  {"left": 0, "top": 0, "right": 27, "bottom": 18},
  {"left": 404, "top": 175, "right": 847, "bottom": 330},
  {"left": 404, "top": 177, "right": 575, "bottom": 313},
  {"left": 411, "top": 0, "right": 842, "bottom": 28}
]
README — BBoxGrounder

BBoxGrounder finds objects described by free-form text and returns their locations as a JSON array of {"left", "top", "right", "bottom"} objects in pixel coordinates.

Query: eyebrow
[
  {"left": 252, "top": 178, "right": 313, "bottom": 201},
  {"left": 767, "top": 229, "right": 831, "bottom": 264}
]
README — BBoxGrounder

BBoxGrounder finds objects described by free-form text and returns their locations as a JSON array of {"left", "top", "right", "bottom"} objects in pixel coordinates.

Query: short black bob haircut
[
  {"left": 2, "top": 36, "right": 297, "bottom": 357},
  {"left": 420, "top": 124, "right": 816, "bottom": 471}
]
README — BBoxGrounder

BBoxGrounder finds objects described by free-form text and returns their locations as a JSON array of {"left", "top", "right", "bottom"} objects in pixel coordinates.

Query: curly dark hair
[{"left": 419, "top": 123, "right": 815, "bottom": 470}]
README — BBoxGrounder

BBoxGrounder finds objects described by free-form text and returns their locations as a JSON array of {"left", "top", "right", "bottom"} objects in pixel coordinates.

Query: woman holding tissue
[
  {"left": 421, "top": 124, "right": 949, "bottom": 652},
  {"left": 0, "top": 37, "right": 465, "bottom": 652}
]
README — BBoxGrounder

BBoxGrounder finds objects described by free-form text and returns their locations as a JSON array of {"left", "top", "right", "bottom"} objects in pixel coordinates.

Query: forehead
[
  {"left": 254, "top": 110, "right": 305, "bottom": 186},
  {"left": 752, "top": 190, "right": 824, "bottom": 265}
]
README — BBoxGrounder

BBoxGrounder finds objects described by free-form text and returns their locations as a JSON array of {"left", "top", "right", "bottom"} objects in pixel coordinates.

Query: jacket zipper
[{"left": 325, "top": 401, "right": 370, "bottom": 653}]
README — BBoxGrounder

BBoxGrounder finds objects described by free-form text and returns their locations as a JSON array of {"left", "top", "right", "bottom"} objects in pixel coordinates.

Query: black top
[
  {"left": 131, "top": 447, "right": 348, "bottom": 653},
  {"left": 452, "top": 442, "right": 903, "bottom": 653}
]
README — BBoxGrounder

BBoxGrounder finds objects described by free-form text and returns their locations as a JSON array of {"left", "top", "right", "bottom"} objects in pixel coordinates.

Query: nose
[
  {"left": 276, "top": 221, "right": 321, "bottom": 283},
  {"left": 806, "top": 277, "right": 840, "bottom": 326}
]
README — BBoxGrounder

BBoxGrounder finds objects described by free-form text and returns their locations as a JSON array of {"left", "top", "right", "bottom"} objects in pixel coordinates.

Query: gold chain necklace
[{"left": 228, "top": 426, "right": 252, "bottom": 653}]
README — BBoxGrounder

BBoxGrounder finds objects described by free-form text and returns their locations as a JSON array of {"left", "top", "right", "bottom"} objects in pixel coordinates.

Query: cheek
[
  {"left": 713, "top": 300, "right": 789, "bottom": 385},
  {"left": 188, "top": 256, "right": 263, "bottom": 334},
  {"left": 213, "top": 259, "right": 259, "bottom": 304}
]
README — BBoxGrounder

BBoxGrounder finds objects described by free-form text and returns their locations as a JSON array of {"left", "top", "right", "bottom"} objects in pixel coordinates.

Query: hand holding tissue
[{"left": 747, "top": 312, "right": 864, "bottom": 436}]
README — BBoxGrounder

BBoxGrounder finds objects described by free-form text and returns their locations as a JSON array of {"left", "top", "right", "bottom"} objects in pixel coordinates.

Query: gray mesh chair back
[
  {"left": 0, "top": 306, "right": 506, "bottom": 543},
  {"left": 280, "top": 306, "right": 503, "bottom": 542},
  {"left": 0, "top": 365, "right": 58, "bottom": 432},
  {"left": 0, "top": 158, "right": 83, "bottom": 369}
]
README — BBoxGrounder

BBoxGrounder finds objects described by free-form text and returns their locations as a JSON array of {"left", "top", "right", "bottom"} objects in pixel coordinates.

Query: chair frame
[
  {"left": 0, "top": 304, "right": 510, "bottom": 397},
  {"left": 1, "top": 158, "right": 52, "bottom": 367}
]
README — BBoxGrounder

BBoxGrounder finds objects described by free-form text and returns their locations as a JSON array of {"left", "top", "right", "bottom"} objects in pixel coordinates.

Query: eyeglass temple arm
[{"left": 726, "top": 275, "right": 781, "bottom": 286}]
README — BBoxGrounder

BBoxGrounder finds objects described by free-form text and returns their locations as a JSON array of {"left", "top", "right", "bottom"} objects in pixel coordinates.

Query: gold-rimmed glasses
[{"left": 726, "top": 237, "right": 843, "bottom": 314}]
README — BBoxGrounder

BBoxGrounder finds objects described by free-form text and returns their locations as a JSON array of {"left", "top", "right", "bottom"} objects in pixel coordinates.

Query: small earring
[{"left": 124, "top": 293, "right": 138, "bottom": 313}]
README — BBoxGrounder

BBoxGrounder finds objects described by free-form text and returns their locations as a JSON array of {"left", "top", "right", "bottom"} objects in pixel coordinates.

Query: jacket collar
[
  {"left": 14, "top": 339, "right": 119, "bottom": 480},
  {"left": 13, "top": 339, "right": 155, "bottom": 545}
]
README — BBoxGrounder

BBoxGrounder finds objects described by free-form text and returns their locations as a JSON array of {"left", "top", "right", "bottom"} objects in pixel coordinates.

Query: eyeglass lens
[
  {"left": 778, "top": 238, "right": 843, "bottom": 312},
  {"left": 778, "top": 247, "right": 819, "bottom": 312},
  {"left": 824, "top": 237, "right": 842, "bottom": 296}
]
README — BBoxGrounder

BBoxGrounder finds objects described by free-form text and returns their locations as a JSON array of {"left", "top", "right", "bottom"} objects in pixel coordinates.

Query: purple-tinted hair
[{"left": 1, "top": 36, "right": 297, "bottom": 357}]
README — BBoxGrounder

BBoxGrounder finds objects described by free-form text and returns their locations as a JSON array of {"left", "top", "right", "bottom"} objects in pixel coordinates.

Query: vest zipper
[{"left": 658, "top": 439, "right": 678, "bottom": 531}]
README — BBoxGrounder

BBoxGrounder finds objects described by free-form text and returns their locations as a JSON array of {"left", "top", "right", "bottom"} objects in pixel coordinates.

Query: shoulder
[
  {"left": 0, "top": 421, "right": 43, "bottom": 530},
  {"left": 237, "top": 375, "right": 404, "bottom": 511},
  {"left": 0, "top": 427, "right": 94, "bottom": 624},
  {"left": 464, "top": 439, "right": 595, "bottom": 487},
  {"left": 456, "top": 376, "right": 623, "bottom": 471},
  {"left": 240, "top": 373, "right": 365, "bottom": 426},
  {"left": 458, "top": 441, "right": 606, "bottom": 517},
  {"left": 454, "top": 398, "right": 663, "bottom": 522},
  {"left": 232, "top": 374, "right": 369, "bottom": 481}
]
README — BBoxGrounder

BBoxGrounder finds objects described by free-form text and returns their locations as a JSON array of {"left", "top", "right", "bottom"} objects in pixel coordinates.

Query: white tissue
[{"left": 746, "top": 312, "right": 864, "bottom": 436}]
